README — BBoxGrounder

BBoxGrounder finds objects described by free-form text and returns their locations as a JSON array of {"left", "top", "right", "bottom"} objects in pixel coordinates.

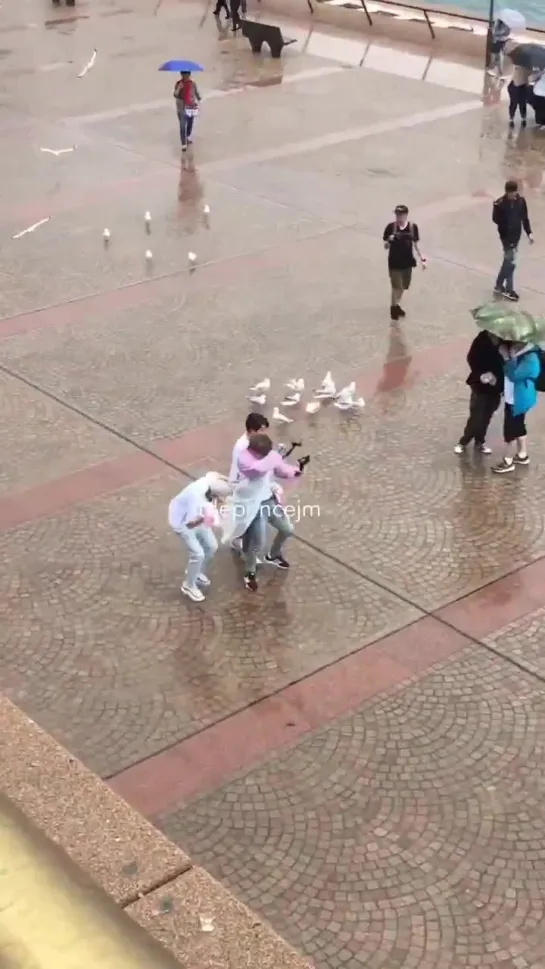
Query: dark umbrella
[{"left": 508, "top": 43, "right": 545, "bottom": 71}]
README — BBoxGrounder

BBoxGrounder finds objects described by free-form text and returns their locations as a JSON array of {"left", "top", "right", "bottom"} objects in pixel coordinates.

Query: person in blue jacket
[{"left": 492, "top": 341, "right": 540, "bottom": 474}]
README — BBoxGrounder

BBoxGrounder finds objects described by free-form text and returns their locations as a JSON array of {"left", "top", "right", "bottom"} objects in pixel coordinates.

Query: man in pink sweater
[{"left": 228, "top": 434, "right": 310, "bottom": 591}]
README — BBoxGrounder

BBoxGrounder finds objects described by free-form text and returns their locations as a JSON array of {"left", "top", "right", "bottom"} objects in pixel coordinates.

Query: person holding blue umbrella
[
  {"left": 160, "top": 61, "right": 204, "bottom": 152},
  {"left": 174, "top": 71, "right": 202, "bottom": 151}
]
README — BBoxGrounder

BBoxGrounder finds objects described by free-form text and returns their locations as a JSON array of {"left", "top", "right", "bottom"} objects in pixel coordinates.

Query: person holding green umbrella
[{"left": 470, "top": 304, "right": 543, "bottom": 472}]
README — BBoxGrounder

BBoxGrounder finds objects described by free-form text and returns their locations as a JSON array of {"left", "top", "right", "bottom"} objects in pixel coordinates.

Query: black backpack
[{"left": 534, "top": 347, "right": 545, "bottom": 392}]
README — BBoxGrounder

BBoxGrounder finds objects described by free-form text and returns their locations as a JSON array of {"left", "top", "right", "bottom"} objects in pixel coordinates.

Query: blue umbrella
[{"left": 159, "top": 60, "right": 204, "bottom": 72}]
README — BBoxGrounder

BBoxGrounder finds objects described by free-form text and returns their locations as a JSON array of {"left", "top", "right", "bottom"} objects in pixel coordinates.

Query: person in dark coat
[
  {"left": 455, "top": 330, "right": 504, "bottom": 454},
  {"left": 492, "top": 179, "right": 534, "bottom": 301}
]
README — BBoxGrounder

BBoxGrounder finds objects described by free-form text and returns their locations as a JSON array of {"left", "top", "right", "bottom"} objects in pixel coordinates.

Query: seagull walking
[
  {"left": 145, "top": 249, "right": 153, "bottom": 262},
  {"left": 145, "top": 212, "right": 151, "bottom": 232},
  {"left": 12, "top": 216, "right": 51, "bottom": 239},
  {"left": 305, "top": 401, "right": 320, "bottom": 414},
  {"left": 286, "top": 378, "right": 305, "bottom": 393},
  {"left": 78, "top": 49, "right": 97, "bottom": 78},
  {"left": 281, "top": 393, "right": 301, "bottom": 407},
  {"left": 314, "top": 371, "right": 336, "bottom": 398},
  {"left": 250, "top": 378, "right": 270, "bottom": 394},
  {"left": 334, "top": 381, "right": 357, "bottom": 409},
  {"left": 103, "top": 228, "right": 111, "bottom": 242},
  {"left": 272, "top": 407, "right": 294, "bottom": 424},
  {"left": 188, "top": 251, "right": 197, "bottom": 271},
  {"left": 247, "top": 393, "right": 267, "bottom": 405}
]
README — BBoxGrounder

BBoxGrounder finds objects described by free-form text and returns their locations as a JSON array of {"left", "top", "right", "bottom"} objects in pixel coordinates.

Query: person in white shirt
[
  {"left": 229, "top": 412, "right": 296, "bottom": 571},
  {"left": 168, "top": 472, "right": 232, "bottom": 602}
]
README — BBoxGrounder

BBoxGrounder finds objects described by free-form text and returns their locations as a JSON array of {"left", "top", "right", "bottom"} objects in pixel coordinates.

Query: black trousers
[
  {"left": 460, "top": 389, "right": 499, "bottom": 446},
  {"left": 213, "top": 0, "right": 230, "bottom": 15},
  {"left": 508, "top": 82, "right": 527, "bottom": 121},
  {"left": 230, "top": 0, "right": 241, "bottom": 27}
]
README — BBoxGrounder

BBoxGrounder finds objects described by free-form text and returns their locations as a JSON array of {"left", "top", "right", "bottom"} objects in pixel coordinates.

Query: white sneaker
[
  {"left": 476, "top": 443, "right": 492, "bottom": 455},
  {"left": 181, "top": 583, "right": 205, "bottom": 602},
  {"left": 196, "top": 573, "right": 210, "bottom": 587}
]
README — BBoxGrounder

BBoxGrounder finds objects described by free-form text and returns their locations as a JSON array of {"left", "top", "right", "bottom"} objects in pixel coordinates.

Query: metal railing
[{"left": 305, "top": 0, "right": 545, "bottom": 43}]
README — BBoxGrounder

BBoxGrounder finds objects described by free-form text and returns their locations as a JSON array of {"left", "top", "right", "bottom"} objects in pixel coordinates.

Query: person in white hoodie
[
  {"left": 229, "top": 412, "right": 296, "bottom": 571},
  {"left": 168, "top": 472, "right": 232, "bottom": 602}
]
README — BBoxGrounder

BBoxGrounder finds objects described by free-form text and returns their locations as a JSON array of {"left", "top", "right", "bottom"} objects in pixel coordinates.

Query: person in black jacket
[
  {"left": 455, "top": 330, "right": 504, "bottom": 454},
  {"left": 493, "top": 180, "right": 534, "bottom": 301}
]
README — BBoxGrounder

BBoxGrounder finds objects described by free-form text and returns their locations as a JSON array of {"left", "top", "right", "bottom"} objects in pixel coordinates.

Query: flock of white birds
[{"left": 247, "top": 374, "right": 365, "bottom": 424}]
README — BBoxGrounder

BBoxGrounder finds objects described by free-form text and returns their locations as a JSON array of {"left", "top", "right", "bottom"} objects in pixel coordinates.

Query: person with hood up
[
  {"left": 455, "top": 330, "right": 504, "bottom": 454},
  {"left": 168, "top": 472, "right": 232, "bottom": 602},
  {"left": 222, "top": 434, "right": 309, "bottom": 592},
  {"left": 492, "top": 340, "right": 540, "bottom": 473}
]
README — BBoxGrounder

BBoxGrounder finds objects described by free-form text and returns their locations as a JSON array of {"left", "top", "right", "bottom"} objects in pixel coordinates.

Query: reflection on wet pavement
[{"left": 3, "top": 0, "right": 545, "bottom": 967}]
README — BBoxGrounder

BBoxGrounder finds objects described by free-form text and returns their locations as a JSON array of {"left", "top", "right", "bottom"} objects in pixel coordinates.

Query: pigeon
[
  {"left": 281, "top": 393, "right": 301, "bottom": 407},
  {"left": 250, "top": 378, "right": 270, "bottom": 393},
  {"left": 272, "top": 407, "right": 293, "bottom": 424},
  {"left": 103, "top": 228, "right": 110, "bottom": 242},
  {"left": 40, "top": 146, "right": 77, "bottom": 155},
  {"left": 286, "top": 378, "right": 304, "bottom": 393},
  {"left": 247, "top": 393, "right": 266, "bottom": 405},
  {"left": 12, "top": 216, "right": 51, "bottom": 239},
  {"left": 78, "top": 48, "right": 97, "bottom": 78},
  {"left": 314, "top": 371, "right": 336, "bottom": 398},
  {"left": 145, "top": 250, "right": 153, "bottom": 262},
  {"left": 145, "top": 211, "right": 151, "bottom": 232},
  {"left": 305, "top": 401, "right": 320, "bottom": 414}
]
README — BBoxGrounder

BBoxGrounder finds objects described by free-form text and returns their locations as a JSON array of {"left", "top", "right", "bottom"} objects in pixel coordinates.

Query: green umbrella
[{"left": 471, "top": 303, "right": 545, "bottom": 343}]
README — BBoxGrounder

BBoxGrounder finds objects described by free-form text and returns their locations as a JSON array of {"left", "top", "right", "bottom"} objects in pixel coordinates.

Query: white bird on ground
[
  {"left": 286, "top": 377, "right": 304, "bottom": 393},
  {"left": 272, "top": 407, "right": 293, "bottom": 423},
  {"left": 305, "top": 401, "right": 320, "bottom": 414},
  {"left": 145, "top": 211, "right": 151, "bottom": 231},
  {"left": 250, "top": 378, "right": 270, "bottom": 393},
  {"left": 188, "top": 251, "right": 197, "bottom": 270},
  {"left": 40, "top": 146, "right": 77, "bottom": 155},
  {"left": 145, "top": 249, "right": 153, "bottom": 262},
  {"left": 314, "top": 371, "right": 336, "bottom": 398},
  {"left": 103, "top": 228, "right": 110, "bottom": 241},
  {"left": 203, "top": 204, "right": 210, "bottom": 215},
  {"left": 247, "top": 393, "right": 266, "bottom": 405},
  {"left": 78, "top": 48, "right": 97, "bottom": 78},
  {"left": 11, "top": 216, "right": 51, "bottom": 239},
  {"left": 281, "top": 392, "right": 301, "bottom": 407},
  {"left": 334, "top": 382, "right": 357, "bottom": 409}
]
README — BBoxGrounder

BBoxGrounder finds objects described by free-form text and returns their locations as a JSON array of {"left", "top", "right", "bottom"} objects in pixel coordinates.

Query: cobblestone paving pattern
[
  {"left": 4, "top": 0, "right": 545, "bottom": 966},
  {"left": 160, "top": 648, "right": 545, "bottom": 969}
]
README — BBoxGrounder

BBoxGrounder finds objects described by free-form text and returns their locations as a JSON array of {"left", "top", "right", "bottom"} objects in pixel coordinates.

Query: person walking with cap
[{"left": 383, "top": 205, "right": 426, "bottom": 321}]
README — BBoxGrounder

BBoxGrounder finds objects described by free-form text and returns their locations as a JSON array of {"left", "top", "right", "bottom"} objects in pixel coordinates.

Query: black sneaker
[
  {"left": 396, "top": 306, "right": 406, "bottom": 318},
  {"left": 492, "top": 457, "right": 515, "bottom": 474},
  {"left": 244, "top": 572, "right": 258, "bottom": 591},
  {"left": 504, "top": 290, "right": 519, "bottom": 301},
  {"left": 508, "top": 119, "right": 515, "bottom": 129},
  {"left": 390, "top": 305, "right": 400, "bottom": 321},
  {"left": 513, "top": 452, "right": 530, "bottom": 465},
  {"left": 265, "top": 554, "right": 290, "bottom": 570}
]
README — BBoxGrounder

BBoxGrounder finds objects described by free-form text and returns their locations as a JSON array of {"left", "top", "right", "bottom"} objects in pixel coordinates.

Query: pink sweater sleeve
[
  {"left": 271, "top": 454, "right": 299, "bottom": 479},
  {"left": 237, "top": 449, "right": 299, "bottom": 480}
]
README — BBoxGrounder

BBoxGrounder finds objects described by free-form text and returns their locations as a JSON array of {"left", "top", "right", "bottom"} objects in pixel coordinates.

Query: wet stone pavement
[{"left": 3, "top": 0, "right": 545, "bottom": 965}]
